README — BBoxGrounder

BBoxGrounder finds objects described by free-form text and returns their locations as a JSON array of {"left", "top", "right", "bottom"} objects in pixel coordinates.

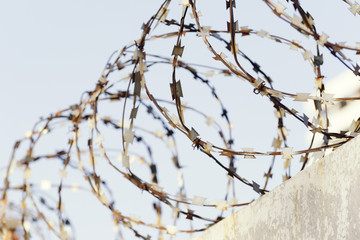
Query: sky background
[{"left": 1, "top": 0, "right": 359, "bottom": 239}]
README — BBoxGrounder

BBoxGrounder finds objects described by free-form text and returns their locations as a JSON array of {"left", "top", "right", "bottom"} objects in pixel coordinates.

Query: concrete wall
[{"left": 192, "top": 136, "right": 360, "bottom": 240}]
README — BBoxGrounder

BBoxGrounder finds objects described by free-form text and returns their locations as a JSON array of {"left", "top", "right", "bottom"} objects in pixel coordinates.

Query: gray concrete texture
[{"left": 192, "top": 136, "right": 360, "bottom": 240}]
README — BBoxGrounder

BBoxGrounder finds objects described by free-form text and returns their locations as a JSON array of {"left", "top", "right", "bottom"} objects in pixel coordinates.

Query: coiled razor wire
[{"left": 1, "top": 0, "right": 360, "bottom": 239}]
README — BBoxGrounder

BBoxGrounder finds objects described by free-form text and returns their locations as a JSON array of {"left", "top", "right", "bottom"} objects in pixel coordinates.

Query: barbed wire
[{"left": 1, "top": 0, "right": 360, "bottom": 239}]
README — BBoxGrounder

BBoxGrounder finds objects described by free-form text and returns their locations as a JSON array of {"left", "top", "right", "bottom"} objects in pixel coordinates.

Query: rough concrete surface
[{"left": 192, "top": 136, "right": 360, "bottom": 240}]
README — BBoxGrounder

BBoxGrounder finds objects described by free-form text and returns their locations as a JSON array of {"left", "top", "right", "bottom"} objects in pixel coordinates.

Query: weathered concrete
[{"left": 192, "top": 136, "right": 360, "bottom": 240}]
